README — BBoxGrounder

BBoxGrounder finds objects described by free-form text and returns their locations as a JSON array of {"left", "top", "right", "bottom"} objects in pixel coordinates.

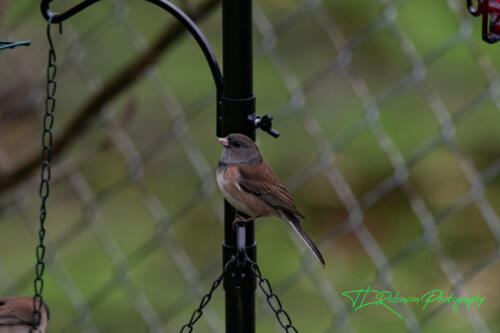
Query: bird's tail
[{"left": 283, "top": 212, "right": 325, "bottom": 266}]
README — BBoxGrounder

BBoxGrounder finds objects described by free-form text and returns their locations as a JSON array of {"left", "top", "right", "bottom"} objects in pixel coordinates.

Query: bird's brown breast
[{"left": 217, "top": 164, "right": 276, "bottom": 218}]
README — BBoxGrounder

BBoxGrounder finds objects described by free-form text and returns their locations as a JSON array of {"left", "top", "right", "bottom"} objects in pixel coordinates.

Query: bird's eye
[
  {"left": 0, "top": 301, "right": 4, "bottom": 306},
  {"left": 233, "top": 142, "right": 241, "bottom": 148}
]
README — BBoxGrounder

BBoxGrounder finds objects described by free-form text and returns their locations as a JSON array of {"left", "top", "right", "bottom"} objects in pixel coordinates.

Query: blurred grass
[{"left": 1, "top": 0, "right": 500, "bottom": 332}]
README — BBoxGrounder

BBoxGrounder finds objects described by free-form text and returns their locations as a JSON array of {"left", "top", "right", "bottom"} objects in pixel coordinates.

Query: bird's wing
[
  {"left": 0, "top": 298, "right": 35, "bottom": 326},
  {"left": 238, "top": 162, "right": 304, "bottom": 218}
]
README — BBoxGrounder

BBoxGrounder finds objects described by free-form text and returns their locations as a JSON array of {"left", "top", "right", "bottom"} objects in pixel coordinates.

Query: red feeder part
[
  {"left": 492, "top": 20, "right": 500, "bottom": 34},
  {"left": 468, "top": 0, "right": 500, "bottom": 43},
  {"left": 487, "top": 0, "right": 500, "bottom": 13}
]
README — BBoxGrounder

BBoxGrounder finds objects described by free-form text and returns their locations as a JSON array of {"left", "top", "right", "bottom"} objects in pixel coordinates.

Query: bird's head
[{"left": 217, "top": 133, "right": 262, "bottom": 165}]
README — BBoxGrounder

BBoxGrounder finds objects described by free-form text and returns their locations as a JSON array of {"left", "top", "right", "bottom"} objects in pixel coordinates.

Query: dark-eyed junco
[
  {"left": 0, "top": 297, "right": 49, "bottom": 333},
  {"left": 217, "top": 133, "right": 325, "bottom": 266}
]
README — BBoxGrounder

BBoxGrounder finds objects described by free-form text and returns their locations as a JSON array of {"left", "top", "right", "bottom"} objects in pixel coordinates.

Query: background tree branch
[{"left": 0, "top": 0, "right": 219, "bottom": 194}]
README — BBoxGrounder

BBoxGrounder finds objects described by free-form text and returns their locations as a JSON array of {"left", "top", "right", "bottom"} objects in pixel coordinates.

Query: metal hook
[
  {"left": 40, "top": 0, "right": 223, "bottom": 98},
  {"left": 145, "top": 0, "right": 223, "bottom": 94},
  {"left": 467, "top": 0, "right": 500, "bottom": 43},
  {"left": 40, "top": 0, "right": 102, "bottom": 24},
  {"left": 481, "top": 2, "right": 500, "bottom": 43},
  {"left": 483, "top": 18, "right": 500, "bottom": 43},
  {"left": 468, "top": 0, "right": 483, "bottom": 17}
]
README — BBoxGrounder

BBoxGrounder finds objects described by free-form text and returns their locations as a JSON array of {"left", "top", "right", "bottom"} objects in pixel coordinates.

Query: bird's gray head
[{"left": 217, "top": 133, "right": 262, "bottom": 166}]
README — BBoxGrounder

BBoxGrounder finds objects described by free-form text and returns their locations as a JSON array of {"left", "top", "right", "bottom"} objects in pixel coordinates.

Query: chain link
[
  {"left": 247, "top": 257, "right": 299, "bottom": 333},
  {"left": 179, "top": 254, "right": 298, "bottom": 332},
  {"left": 31, "top": 15, "right": 60, "bottom": 333},
  {"left": 179, "top": 257, "right": 236, "bottom": 332}
]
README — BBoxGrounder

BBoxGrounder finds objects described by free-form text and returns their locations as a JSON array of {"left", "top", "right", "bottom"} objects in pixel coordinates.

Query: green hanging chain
[{"left": 31, "top": 15, "right": 60, "bottom": 332}]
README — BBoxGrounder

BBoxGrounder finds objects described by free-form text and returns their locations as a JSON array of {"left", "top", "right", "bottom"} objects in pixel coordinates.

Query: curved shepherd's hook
[
  {"left": 40, "top": 0, "right": 280, "bottom": 137},
  {"left": 40, "top": 0, "right": 223, "bottom": 97}
]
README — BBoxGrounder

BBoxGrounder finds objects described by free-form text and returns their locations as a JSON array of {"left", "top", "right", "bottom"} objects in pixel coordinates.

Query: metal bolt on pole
[{"left": 220, "top": 0, "right": 256, "bottom": 332}]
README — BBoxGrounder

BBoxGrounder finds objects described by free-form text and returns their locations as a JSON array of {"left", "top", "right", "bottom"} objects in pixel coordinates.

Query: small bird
[
  {"left": 0, "top": 297, "right": 49, "bottom": 333},
  {"left": 217, "top": 133, "right": 325, "bottom": 266}
]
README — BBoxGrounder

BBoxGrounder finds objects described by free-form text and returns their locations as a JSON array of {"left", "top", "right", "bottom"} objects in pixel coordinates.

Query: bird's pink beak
[{"left": 217, "top": 137, "right": 229, "bottom": 146}]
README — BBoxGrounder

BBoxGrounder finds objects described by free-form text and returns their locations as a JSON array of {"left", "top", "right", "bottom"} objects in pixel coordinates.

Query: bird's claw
[{"left": 232, "top": 215, "right": 254, "bottom": 229}]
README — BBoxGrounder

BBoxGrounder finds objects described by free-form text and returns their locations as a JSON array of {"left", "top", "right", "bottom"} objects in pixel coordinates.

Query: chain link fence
[{"left": 1, "top": 0, "right": 499, "bottom": 332}]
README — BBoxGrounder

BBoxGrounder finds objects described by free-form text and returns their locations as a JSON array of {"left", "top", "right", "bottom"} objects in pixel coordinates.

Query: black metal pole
[
  {"left": 38, "top": 1, "right": 270, "bottom": 332},
  {"left": 220, "top": 0, "right": 256, "bottom": 332}
]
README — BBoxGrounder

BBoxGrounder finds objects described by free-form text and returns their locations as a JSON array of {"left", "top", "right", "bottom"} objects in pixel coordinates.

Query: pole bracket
[
  {"left": 222, "top": 244, "right": 257, "bottom": 290},
  {"left": 222, "top": 222, "right": 256, "bottom": 290},
  {"left": 248, "top": 113, "right": 280, "bottom": 138},
  {"left": 219, "top": 94, "right": 280, "bottom": 138}
]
